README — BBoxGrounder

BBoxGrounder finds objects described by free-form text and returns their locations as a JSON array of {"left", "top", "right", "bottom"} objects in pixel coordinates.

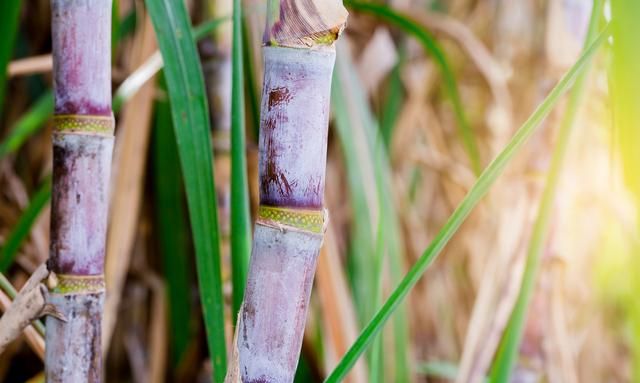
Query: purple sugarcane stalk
[
  {"left": 230, "top": 1, "right": 347, "bottom": 382},
  {"left": 46, "top": 0, "right": 113, "bottom": 381}
]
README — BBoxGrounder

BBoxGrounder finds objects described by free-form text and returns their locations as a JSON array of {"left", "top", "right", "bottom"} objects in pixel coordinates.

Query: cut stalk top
[{"left": 264, "top": 0, "right": 348, "bottom": 48}]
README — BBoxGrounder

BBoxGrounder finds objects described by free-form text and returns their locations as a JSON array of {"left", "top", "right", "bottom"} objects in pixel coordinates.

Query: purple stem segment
[
  {"left": 258, "top": 47, "right": 334, "bottom": 209},
  {"left": 51, "top": 0, "right": 112, "bottom": 116},
  {"left": 46, "top": 0, "right": 113, "bottom": 381},
  {"left": 239, "top": 226, "right": 322, "bottom": 383},
  {"left": 236, "top": 47, "right": 336, "bottom": 383},
  {"left": 49, "top": 135, "right": 112, "bottom": 275}
]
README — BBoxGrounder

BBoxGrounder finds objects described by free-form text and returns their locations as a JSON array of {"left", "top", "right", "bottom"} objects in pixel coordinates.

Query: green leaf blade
[
  {"left": 324, "top": 26, "right": 609, "bottom": 383},
  {"left": 489, "top": 2, "right": 602, "bottom": 380},
  {"left": 0, "top": 0, "right": 21, "bottom": 114},
  {"left": 0, "top": 90, "right": 54, "bottom": 159},
  {"left": 332, "top": 42, "right": 410, "bottom": 382},
  {"left": 230, "top": 0, "right": 252, "bottom": 321},
  {"left": 145, "top": 1, "right": 227, "bottom": 381},
  {"left": 0, "top": 176, "right": 51, "bottom": 272},
  {"left": 153, "top": 74, "right": 194, "bottom": 368}
]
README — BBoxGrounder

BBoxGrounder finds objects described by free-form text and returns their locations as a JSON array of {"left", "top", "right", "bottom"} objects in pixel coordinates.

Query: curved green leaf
[
  {"left": 324, "top": 26, "right": 609, "bottom": 383},
  {"left": 0, "top": 176, "right": 51, "bottom": 272},
  {"left": 0, "top": 90, "right": 53, "bottom": 159},
  {"left": 145, "top": 0, "right": 227, "bottom": 381},
  {"left": 153, "top": 74, "right": 193, "bottom": 368},
  {"left": 230, "top": 0, "right": 251, "bottom": 321},
  {"left": 332, "top": 45, "right": 410, "bottom": 381},
  {"left": 489, "top": 1, "right": 602, "bottom": 381},
  {"left": 0, "top": 0, "right": 21, "bottom": 114}
]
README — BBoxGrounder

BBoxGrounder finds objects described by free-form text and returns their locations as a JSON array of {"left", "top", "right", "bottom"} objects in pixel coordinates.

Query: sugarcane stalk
[
  {"left": 46, "top": 0, "right": 113, "bottom": 381},
  {"left": 229, "top": 1, "right": 347, "bottom": 382}
]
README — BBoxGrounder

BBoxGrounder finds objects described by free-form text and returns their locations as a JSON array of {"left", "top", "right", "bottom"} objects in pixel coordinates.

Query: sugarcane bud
[{"left": 46, "top": 272, "right": 59, "bottom": 290}]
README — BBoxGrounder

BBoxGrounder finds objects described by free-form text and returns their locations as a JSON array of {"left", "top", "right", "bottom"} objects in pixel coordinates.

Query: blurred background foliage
[{"left": 0, "top": 0, "right": 638, "bottom": 382}]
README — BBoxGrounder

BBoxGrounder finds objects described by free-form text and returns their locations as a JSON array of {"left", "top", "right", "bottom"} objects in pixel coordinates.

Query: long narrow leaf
[
  {"left": 0, "top": 90, "right": 53, "bottom": 159},
  {"left": 192, "top": 17, "right": 230, "bottom": 40},
  {"left": 345, "top": 1, "right": 481, "bottom": 174},
  {"left": 230, "top": 0, "right": 251, "bottom": 320},
  {"left": 332, "top": 43, "right": 410, "bottom": 381},
  {"left": 0, "top": 0, "right": 21, "bottom": 113},
  {"left": 145, "top": 1, "right": 227, "bottom": 381},
  {"left": 489, "top": 1, "right": 602, "bottom": 381},
  {"left": 332, "top": 49, "right": 378, "bottom": 321},
  {"left": 118, "top": 8, "right": 138, "bottom": 41},
  {"left": 610, "top": 0, "right": 640, "bottom": 200},
  {"left": 609, "top": 0, "right": 640, "bottom": 379},
  {"left": 153, "top": 74, "right": 193, "bottom": 368},
  {"left": 324, "top": 27, "right": 609, "bottom": 383},
  {"left": 241, "top": 18, "right": 260, "bottom": 140},
  {"left": 416, "top": 361, "right": 464, "bottom": 381},
  {"left": 0, "top": 176, "right": 51, "bottom": 272},
  {"left": 111, "top": 0, "right": 119, "bottom": 55},
  {"left": 380, "top": 56, "right": 405, "bottom": 150}
]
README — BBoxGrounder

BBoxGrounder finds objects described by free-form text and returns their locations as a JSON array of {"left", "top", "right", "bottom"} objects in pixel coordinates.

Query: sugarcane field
[{"left": 0, "top": 0, "right": 639, "bottom": 382}]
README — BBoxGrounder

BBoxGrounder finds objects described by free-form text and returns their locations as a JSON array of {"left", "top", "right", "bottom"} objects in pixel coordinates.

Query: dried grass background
[{"left": 0, "top": 0, "right": 635, "bottom": 382}]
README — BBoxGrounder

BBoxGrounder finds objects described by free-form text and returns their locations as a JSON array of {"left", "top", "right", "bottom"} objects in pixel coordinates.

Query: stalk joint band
[
  {"left": 53, "top": 114, "right": 115, "bottom": 136},
  {"left": 50, "top": 274, "right": 105, "bottom": 295},
  {"left": 257, "top": 205, "right": 325, "bottom": 234}
]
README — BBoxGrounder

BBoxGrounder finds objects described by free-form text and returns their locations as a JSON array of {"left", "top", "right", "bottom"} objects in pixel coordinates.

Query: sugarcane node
[
  {"left": 50, "top": 274, "right": 106, "bottom": 295},
  {"left": 257, "top": 205, "right": 325, "bottom": 234},
  {"left": 53, "top": 114, "right": 115, "bottom": 136}
]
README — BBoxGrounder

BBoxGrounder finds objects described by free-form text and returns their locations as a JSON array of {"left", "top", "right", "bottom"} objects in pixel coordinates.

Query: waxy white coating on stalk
[
  {"left": 234, "top": 47, "right": 337, "bottom": 383},
  {"left": 231, "top": 0, "right": 346, "bottom": 381},
  {"left": 51, "top": 0, "right": 112, "bottom": 115},
  {"left": 238, "top": 225, "right": 322, "bottom": 382},
  {"left": 45, "top": 293, "right": 104, "bottom": 382},
  {"left": 47, "top": 0, "right": 113, "bottom": 381},
  {"left": 50, "top": 134, "right": 113, "bottom": 275},
  {"left": 259, "top": 47, "right": 335, "bottom": 208}
]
